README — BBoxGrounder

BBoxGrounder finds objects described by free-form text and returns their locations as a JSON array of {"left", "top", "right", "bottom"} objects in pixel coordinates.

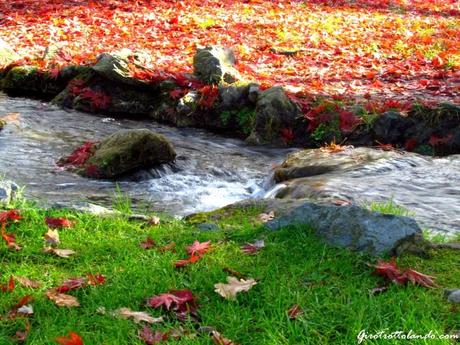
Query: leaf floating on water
[
  {"left": 214, "top": 277, "right": 257, "bottom": 300},
  {"left": 113, "top": 308, "right": 163, "bottom": 324},
  {"left": 44, "top": 247, "right": 76, "bottom": 258},
  {"left": 46, "top": 288, "right": 80, "bottom": 307},
  {"left": 257, "top": 211, "right": 275, "bottom": 223},
  {"left": 44, "top": 229, "right": 60, "bottom": 246}
]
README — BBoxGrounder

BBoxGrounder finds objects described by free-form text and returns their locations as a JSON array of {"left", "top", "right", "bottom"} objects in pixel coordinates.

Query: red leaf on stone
[{"left": 45, "top": 217, "right": 75, "bottom": 229}]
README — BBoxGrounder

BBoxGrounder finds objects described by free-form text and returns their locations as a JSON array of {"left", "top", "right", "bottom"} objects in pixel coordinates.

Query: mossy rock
[
  {"left": 82, "top": 129, "right": 176, "bottom": 179},
  {"left": 193, "top": 46, "right": 241, "bottom": 84}
]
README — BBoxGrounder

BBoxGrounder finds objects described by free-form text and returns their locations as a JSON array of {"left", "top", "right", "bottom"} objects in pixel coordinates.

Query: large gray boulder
[
  {"left": 193, "top": 46, "right": 241, "bottom": 84},
  {"left": 372, "top": 111, "right": 415, "bottom": 144},
  {"left": 0, "top": 39, "right": 19, "bottom": 68},
  {"left": 265, "top": 202, "right": 423, "bottom": 256},
  {"left": 92, "top": 49, "right": 151, "bottom": 89},
  {"left": 246, "top": 86, "right": 300, "bottom": 145},
  {"left": 0, "top": 180, "right": 19, "bottom": 206}
]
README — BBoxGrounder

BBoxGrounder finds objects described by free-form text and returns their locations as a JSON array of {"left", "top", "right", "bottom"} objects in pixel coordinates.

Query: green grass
[
  {"left": 364, "top": 199, "right": 414, "bottom": 218},
  {"left": 0, "top": 204, "right": 459, "bottom": 345}
]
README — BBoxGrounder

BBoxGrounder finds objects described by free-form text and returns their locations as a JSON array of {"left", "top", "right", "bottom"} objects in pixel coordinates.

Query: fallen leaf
[
  {"left": 158, "top": 242, "right": 176, "bottom": 252},
  {"left": 56, "top": 277, "right": 86, "bottom": 293},
  {"left": 186, "top": 240, "right": 211, "bottom": 256},
  {"left": 369, "top": 286, "right": 389, "bottom": 295},
  {"left": 372, "top": 260, "right": 436, "bottom": 288},
  {"left": 148, "top": 216, "right": 161, "bottom": 226},
  {"left": 0, "top": 210, "right": 22, "bottom": 223},
  {"left": 8, "top": 295, "right": 33, "bottom": 318},
  {"left": 140, "top": 236, "right": 156, "bottom": 249},
  {"left": 257, "top": 211, "right": 275, "bottom": 223},
  {"left": 87, "top": 273, "right": 105, "bottom": 286},
  {"left": 114, "top": 308, "right": 163, "bottom": 324},
  {"left": 12, "top": 320, "right": 30, "bottom": 343},
  {"left": 15, "top": 276, "right": 41, "bottom": 289},
  {"left": 214, "top": 277, "right": 257, "bottom": 300},
  {"left": 44, "top": 229, "right": 60, "bottom": 246},
  {"left": 241, "top": 240, "right": 265, "bottom": 254},
  {"left": 146, "top": 289, "right": 195, "bottom": 311},
  {"left": 404, "top": 269, "right": 437, "bottom": 288},
  {"left": 222, "top": 267, "right": 245, "bottom": 279},
  {"left": 45, "top": 217, "right": 76, "bottom": 229},
  {"left": 211, "top": 330, "right": 239, "bottom": 345},
  {"left": 55, "top": 331, "right": 83, "bottom": 345},
  {"left": 17, "top": 305, "right": 34, "bottom": 316},
  {"left": 1, "top": 275, "right": 15, "bottom": 292},
  {"left": 46, "top": 288, "right": 80, "bottom": 307},
  {"left": 139, "top": 326, "right": 169, "bottom": 344},
  {"left": 44, "top": 247, "right": 76, "bottom": 258},
  {"left": 1, "top": 222, "right": 21, "bottom": 251},
  {"left": 287, "top": 304, "right": 303, "bottom": 320},
  {"left": 174, "top": 254, "right": 201, "bottom": 268}
]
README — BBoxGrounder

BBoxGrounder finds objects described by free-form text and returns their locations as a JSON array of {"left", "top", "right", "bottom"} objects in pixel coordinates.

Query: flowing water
[{"left": 0, "top": 93, "right": 459, "bottom": 234}]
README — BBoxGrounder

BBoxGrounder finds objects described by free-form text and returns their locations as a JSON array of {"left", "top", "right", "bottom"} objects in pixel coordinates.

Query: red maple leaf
[
  {"left": 373, "top": 260, "right": 406, "bottom": 285},
  {"left": 55, "top": 277, "right": 86, "bottom": 293},
  {"left": 138, "top": 326, "right": 169, "bottom": 344},
  {"left": 0, "top": 210, "right": 22, "bottom": 223},
  {"left": 339, "top": 111, "right": 362, "bottom": 133},
  {"left": 404, "top": 269, "right": 436, "bottom": 288},
  {"left": 45, "top": 217, "right": 76, "bottom": 229},
  {"left": 174, "top": 254, "right": 201, "bottom": 268},
  {"left": 55, "top": 332, "right": 84, "bottom": 345},
  {"left": 186, "top": 240, "right": 211, "bottom": 256},
  {"left": 146, "top": 289, "right": 195, "bottom": 310},
  {"left": 87, "top": 273, "right": 105, "bottom": 286},
  {"left": 1, "top": 222, "right": 21, "bottom": 251},
  {"left": 1, "top": 275, "right": 15, "bottom": 293},
  {"left": 61, "top": 141, "right": 97, "bottom": 167}
]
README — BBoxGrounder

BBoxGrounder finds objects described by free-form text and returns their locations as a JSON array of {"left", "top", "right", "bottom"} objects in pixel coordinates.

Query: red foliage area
[
  {"left": 373, "top": 260, "right": 436, "bottom": 288},
  {"left": 146, "top": 289, "right": 195, "bottom": 312},
  {"left": 55, "top": 332, "right": 84, "bottom": 345},
  {"left": 60, "top": 141, "right": 97, "bottom": 167},
  {"left": 45, "top": 217, "right": 76, "bottom": 229},
  {"left": 0, "top": 0, "right": 458, "bottom": 105},
  {"left": 0, "top": 210, "right": 22, "bottom": 223}
]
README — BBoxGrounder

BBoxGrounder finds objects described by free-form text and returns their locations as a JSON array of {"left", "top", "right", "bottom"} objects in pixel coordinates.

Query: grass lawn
[{"left": 1, "top": 202, "right": 459, "bottom": 344}]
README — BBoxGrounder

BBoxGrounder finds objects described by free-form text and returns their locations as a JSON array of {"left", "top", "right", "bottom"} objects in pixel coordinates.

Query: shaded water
[{"left": 0, "top": 93, "right": 458, "bottom": 234}]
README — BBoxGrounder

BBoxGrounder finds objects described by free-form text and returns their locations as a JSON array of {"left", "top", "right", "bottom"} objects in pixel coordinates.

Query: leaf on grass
[
  {"left": 44, "top": 229, "right": 60, "bottom": 246},
  {"left": 0, "top": 210, "right": 22, "bottom": 223},
  {"left": 257, "top": 211, "right": 275, "bottom": 223},
  {"left": 158, "top": 242, "right": 176, "bottom": 252},
  {"left": 46, "top": 288, "right": 80, "bottom": 307},
  {"left": 241, "top": 240, "right": 265, "bottom": 254},
  {"left": 146, "top": 289, "right": 195, "bottom": 311},
  {"left": 214, "top": 277, "right": 257, "bottom": 300},
  {"left": 114, "top": 308, "right": 164, "bottom": 324},
  {"left": 287, "top": 304, "right": 303, "bottom": 320},
  {"left": 211, "top": 330, "right": 239, "bottom": 345},
  {"left": 1, "top": 275, "right": 15, "bottom": 292},
  {"left": 186, "top": 240, "right": 211, "bottom": 256},
  {"left": 1, "top": 222, "right": 21, "bottom": 251},
  {"left": 17, "top": 305, "right": 34, "bottom": 316},
  {"left": 45, "top": 217, "right": 76, "bottom": 229},
  {"left": 87, "top": 273, "right": 105, "bottom": 286},
  {"left": 140, "top": 236, "right": 156, "bottom": 249},
  {"left": 404, "top": 269, "right": 437, "bottom": 288},
  {"left": 174, "top": 254, "right": 201, "bottom": 268},
  {"left": 148, "top": 216, "right": 161, "bottom": 226},
  {"left": 8, "top": 295, "right": 33, "bottom": 318},
  {"left": 369, "top": 286, "right": 388, "bottom": 295},
  {"left": 44, "top": 247, "right": 76, "bottom": 258},
  {"left": 12, "top": 320, "right": 30, "bottom": 343},
  {"left": 55, "top": 331, "right": 84, "bottom": 345},
  {"left": 56, "top": 277, "right": 86, "bottom": 293},
  {"left": 139, "top": 326, "right": 169, "bottom": 344}
]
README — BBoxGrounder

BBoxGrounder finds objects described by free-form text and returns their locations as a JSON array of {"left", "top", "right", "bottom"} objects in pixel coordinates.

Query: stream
[{"left": 0, "top": 93, "right": 459, "bottom": 235}]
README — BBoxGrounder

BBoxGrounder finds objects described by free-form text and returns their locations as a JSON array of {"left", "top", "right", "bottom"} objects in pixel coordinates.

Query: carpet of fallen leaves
[{"left": 0, "top": 0, "right": 459, "bottom": 104}]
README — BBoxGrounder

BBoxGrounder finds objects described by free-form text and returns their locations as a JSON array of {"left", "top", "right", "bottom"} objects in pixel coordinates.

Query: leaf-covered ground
[
  {"left": 1, "top": 203, "right": 459, "bottom": 344},
  {"left": 0, "top": 0, "right": 459, "bottom": 105}
]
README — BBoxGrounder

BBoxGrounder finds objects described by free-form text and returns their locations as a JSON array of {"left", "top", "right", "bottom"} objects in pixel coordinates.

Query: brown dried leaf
[
  {"left": 15, "top": 276, "right": 41, "bottom": 289},
  {"left": 287, "top": 304, "right": 303, "bottom": 320},
  {"left": 44, "top": 229, "right": 60, "bottom": 247},
  {"left": 43, "top": 247, "right": 76, "bottom": 258},
  {"left": 257, "top": 211, "right": 275, "bottom": 223},
  {"left": 148, "top": 216, "right": 161, "bottom": 226},
  {"left": 114, "top": 308, "right": 164, "bottom": 324},
  {"left": 45, "top": 288, "right": 80, "bottom": 307},
  {"left": 211, "top": 330, "right": 239, "bottom": 345},
  {"left": 214, "top": 277, "right": 257, "bottom": 300}
]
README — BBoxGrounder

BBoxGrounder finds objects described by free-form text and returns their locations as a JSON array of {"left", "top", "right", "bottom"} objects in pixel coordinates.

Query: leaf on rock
[
  {"left": 214, "top": 277, "right": 257, "bottom": 300},
  {"left": 44, "top": 247, "right": 76, "bottom": 258},
  {"left": 44, "top": 229, "right": 60, "bottom": 246},
  {"left": 114, "top": 308, "right": 164, "bottom": 324},
  {"left": 287, "top": 304, "right": 303, "bottom": 320},
  {"left": 211, "top": 330, "right": 239, "bottom": 345},
  {"left": 55, "top": 331, "right": 84, "bottom": 345},
  {"left": 257, "top": 211, "right": 275, "bottom": 223},
  {"left": 45, "top": 217, "right": 76, "bottom": 229},
  {"left": 138, "top": 326, "right": 169, "bottom": 344},
  {"left": 186, "top": 240, "right": 211, "bottom": 256},
  {"left": 46, "top": 288, "right": 80, "bottom": 307},
  {"left": 140, "top": 236, "right": 156, "bottom": 249}
]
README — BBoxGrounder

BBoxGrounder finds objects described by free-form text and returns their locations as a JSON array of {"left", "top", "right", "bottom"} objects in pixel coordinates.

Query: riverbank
[{"left": 1, "top": 200, "right": 459, "bottom": 344}]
